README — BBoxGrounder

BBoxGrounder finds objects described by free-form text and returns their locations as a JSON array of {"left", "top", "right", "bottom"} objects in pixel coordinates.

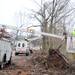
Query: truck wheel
[
  {"left": 0, "top": 54, "right": 6, "bottom": 69},
  {"left": 26, "top": 52, "right": 29, "bottom": 56},
  {"left": 8, "top": 57, "right": 12, "bottom": 65},
  {"left": 15, "top": 53, "right": 18, "bottom": 55},
  {"left": 29, "top": 49, "right": 33, "bottom": 54},
  {"left": 3, "top": 54, "right": 6, "bottom": 62}
]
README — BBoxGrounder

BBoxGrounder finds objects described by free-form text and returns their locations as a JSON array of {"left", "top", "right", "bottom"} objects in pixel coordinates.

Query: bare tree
[{"left": 32, "top": 0, "right": 75, "bottom": 51}]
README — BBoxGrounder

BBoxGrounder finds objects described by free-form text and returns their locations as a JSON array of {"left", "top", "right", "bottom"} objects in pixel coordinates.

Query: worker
[
  {"left": 70, "top": 29, "right": 75, "bottom": 48},
  {"left": 70, "top": 29, "right": 75, "bottom": 41},
  {"left": 71, "top": 29, "right": 75, "bottom": 37}
]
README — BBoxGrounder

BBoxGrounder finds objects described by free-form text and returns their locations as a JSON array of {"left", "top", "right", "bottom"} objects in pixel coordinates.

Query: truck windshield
[
  {"left": 18, "top": 43, "right": 20, "bottom": 47},
  {"left": 22, "top": 43, "right": 24, "bottom": 47}
]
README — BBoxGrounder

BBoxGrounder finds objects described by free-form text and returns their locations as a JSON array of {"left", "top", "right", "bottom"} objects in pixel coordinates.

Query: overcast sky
[
  {"left": 0, "top": 0, "right": 74, "bottom": 26},
  {"left": 0, "top": 0, "right": 43, "bottom": 26}
]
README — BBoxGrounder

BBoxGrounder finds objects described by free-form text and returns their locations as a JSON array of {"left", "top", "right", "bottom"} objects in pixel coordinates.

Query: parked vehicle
[
  {"left": 0, "top": 38, "right": 12, "bottom": 69},
  {"left": 15, "top": 40, "right": 32, "bottom": 56}
]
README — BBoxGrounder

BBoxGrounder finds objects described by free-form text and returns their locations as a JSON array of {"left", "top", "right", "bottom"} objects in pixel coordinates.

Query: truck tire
[
  {"left": 26, "top": 52, "right": 29, "bottom": 56},
  {"left": 29, "top": 49, "right": 33, "bottom": 54},
  {"left": 15, "top": 53, "right": 19, "bottom": 55},
  {"left": 0, "top": 54, "right": 6, "bottom": 69},
  {"left": 7, "top": 56, "right": 12, "bottom": 65},
  {"left": 3, "top": 54, "right": 6, "bottom": 62}
]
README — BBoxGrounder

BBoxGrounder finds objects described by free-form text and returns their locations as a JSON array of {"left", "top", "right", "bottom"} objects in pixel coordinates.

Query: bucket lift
[
  {"left": 0, "top": 24, "right": 65, "bottom": 44},
  {"left": 0, "top": 24, "right": 73, "bottom": 53}
]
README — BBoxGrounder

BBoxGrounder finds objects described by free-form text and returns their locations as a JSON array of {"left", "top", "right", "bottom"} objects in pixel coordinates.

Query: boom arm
[{"left": 0, "top": 24, "right": 64, "bottom": 40}]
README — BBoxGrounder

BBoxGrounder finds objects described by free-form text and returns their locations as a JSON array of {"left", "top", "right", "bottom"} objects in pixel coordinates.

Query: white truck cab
[
  {"left": 0, "top": 38, "right": 12, "bottom": 69},
  {"left": 15, "top": 40, "right": 32, "bottom": 56}
]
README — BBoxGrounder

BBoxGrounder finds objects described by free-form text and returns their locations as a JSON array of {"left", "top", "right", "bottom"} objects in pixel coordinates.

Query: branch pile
[{"left": 32, "top": 49, "right": 69, "bottom": 70}]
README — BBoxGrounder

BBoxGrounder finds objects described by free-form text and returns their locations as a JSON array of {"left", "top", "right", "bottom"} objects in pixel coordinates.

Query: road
[{"left": 0, "top": 51, "right": 34, "bottom": 75}]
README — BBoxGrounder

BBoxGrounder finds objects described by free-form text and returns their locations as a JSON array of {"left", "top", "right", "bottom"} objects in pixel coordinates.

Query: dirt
[{"left": 0, "top": 50, "right": 75, "bottom": 75}]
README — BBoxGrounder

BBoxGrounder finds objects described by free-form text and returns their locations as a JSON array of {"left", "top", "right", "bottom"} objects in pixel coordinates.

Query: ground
[{"left": 0, "top": 50, "right": 75, "bottom": 75}]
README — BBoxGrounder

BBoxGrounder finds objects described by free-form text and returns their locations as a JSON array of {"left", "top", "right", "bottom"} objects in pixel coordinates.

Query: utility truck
[
  {"left": 15, "top": 36, "right": 41, "bottom": 56},
  {"left": 0, "top": 25, "right": 12, "bottom": 69},
  {"left": 15, "top": 40, "right": 32, "bottom": 56},
  {"left": 0, "top": 38, "right": 12, "bottom": 69}
]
